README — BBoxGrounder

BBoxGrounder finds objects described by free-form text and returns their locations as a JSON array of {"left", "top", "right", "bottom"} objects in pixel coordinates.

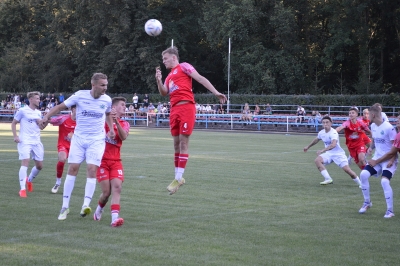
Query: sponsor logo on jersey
[{"left": 81, "top": 110, "right": 103, "bottom": 118}]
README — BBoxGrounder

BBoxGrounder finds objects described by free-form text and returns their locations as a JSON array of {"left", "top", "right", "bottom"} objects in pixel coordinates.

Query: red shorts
[
  {"left": 360, "top": 132, "right": 371, "bottom": 146},
  {"left": 169, "top": 103, "right": 196, "bottom": 136},
  {"left": 96, "top": 160, "right": 124, "bottom": 183},
  {"left": 348, "top": 145, "right": 366, "bottom": 165},
  {"left": 57, "top": 145, "right": 70, "bottom": 156}
]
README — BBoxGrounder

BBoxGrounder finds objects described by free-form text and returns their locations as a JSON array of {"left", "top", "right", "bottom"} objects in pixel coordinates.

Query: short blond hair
[
  {"left": 91, "top": 73, "right": 108, "bottom": 84},
  {"left": 27, "top": 91, "right": 40, "bottom": 99},
  {"left": 162, "top": 46, "right": 179, "bottom": 61}
]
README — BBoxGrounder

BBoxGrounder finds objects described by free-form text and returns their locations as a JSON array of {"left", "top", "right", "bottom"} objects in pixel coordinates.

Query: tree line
[{"left": 0, "top": 0, "right": 399, "bottom": 95}]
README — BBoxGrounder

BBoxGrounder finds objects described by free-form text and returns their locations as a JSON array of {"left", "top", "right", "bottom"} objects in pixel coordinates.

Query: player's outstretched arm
[
  {"left": 304, "top": 137, "right": 319, "bottom": 152},
  {"left": 190, "top": 71, "right": 227, "bottom": 104},
  {"left": 335, "top": 125, "right": 344, "bottom": 133},
  {"left": 39, "top": 103, "right": 67, "bottom": 128}
]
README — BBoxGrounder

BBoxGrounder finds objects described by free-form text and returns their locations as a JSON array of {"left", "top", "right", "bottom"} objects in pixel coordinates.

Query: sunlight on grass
[{"left": 0, "top": 124, "right": 398, "bottom": 266}]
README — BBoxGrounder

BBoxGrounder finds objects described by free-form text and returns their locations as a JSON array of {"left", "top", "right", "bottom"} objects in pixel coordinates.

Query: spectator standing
[
  {"left": 58, "top": 93, "right": 64, "bottom": 104},
  {"left": 143, "top": 94, "right": 149, "bottom": 108},
  {"left": 155, "top": 46, "right": 226, "bottom": 195},
  {"left": 296, "top": 105, "right": 306, "bottom": 124},
  {"left": 132, "top": 93, "right": 139, "bottom": 109}
]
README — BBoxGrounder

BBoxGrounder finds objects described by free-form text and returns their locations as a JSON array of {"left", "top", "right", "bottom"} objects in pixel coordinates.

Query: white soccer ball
[{"left": 144, "top": 19, "right": 162, "bottom": 36}]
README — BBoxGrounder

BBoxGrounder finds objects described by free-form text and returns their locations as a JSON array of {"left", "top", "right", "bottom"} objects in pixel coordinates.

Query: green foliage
[{"left": 0, "top": 0, "right": 399, "bottom": 94}]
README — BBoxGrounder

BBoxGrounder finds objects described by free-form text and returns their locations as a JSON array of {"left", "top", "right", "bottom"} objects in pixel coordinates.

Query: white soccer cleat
[
  {"left": 320, "top": 179, "right": 333, "bottom": 185},
  {"left": 58, "top": 207, "right": 70, "bottom": 220},
  {"left": 359, "top": 202, "right": 372, "bottom": 214},
  {"left": 384, "top": 210, "right": 395, "bottom": 218},
  {"left": 51, "top": 184, "right": 60, "bottom": 194}
]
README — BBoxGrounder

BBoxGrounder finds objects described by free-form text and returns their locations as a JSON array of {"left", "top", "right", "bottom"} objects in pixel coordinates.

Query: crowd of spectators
[
  {"left": 2, "top": 91, "right": 327, "bottom": 126},
  {"left": 1, "top": 93, "right": 65, "bottom": 113}
]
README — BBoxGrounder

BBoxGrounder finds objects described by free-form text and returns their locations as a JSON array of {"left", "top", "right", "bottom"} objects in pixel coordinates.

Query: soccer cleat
[
  {"left": 359, "top": 202, "right": 372, "bottom": 214},
  {"left": 19, "top": 189, "right": 27, "bottom": 198},
  {"left": 384, "top": 210, "right": 395, "bottom": 218},
  {"left": 93, "top": 210, "right": 103, "bottom": 221},
  {"left": 80, "top": 206, "right": 91, "bottom": 217},
  {"left": 58, "top": 207, "right": 70, "bottom": 220},
  {"left": 26, "top": 178, "right": 33, "bottom": 192},
  {"left": 111, "top": 217, "right": 124, "bottom": 227},
  {"left": 320, "top": 179, "right": 333, "bottom": 185},
  {"left": 167, "top": 178, "right": 185, "bottom": 195},
  {"left": 51, "top": 184, "right": 60, "bottom": 194}
]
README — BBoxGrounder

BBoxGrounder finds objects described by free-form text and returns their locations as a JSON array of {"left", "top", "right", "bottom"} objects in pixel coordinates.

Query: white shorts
[
  {"left": 320, "top": 152, "right": 348, "bottom": 168},
  {"left": 68, "top": 135, "right": 105, "bottom": 166},
  {"left": 369, "top": 160, "right": 398, "bottom": 177},
  {"left": 17, "top": 142, "right": 44, "bottom": 161}
]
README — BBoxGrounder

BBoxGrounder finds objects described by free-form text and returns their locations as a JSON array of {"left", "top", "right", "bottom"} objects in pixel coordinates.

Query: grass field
[{"left": 0, "top": 123, "right": 399, "bottom": 266}]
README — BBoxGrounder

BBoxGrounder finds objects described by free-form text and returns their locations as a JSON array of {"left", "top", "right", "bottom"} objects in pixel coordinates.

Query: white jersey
[
  {"left": 371, "top": 121, "right": 397, "bottom": 159},
  {"left": 63, "top": 90, "right": 111, "bottom": 140},
  {"left": 382, "top": 112, "right": 388, "bottom": 123},
  {"left": 318, "top": 128, "right": 345, "bottom": 155},
  {"left": 13, "top": 105, "right": 42, "bottom": 144}
]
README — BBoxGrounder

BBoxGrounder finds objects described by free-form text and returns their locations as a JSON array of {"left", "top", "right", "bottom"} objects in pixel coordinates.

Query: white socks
[
  {"left": 19, "top": 166, "right": 28, "bottom": 190},
  {"left": 381, "top": 178, "right": 393, "bottom": 212},
  {"left": 28, "top": 166, "right": 40, "bottom": 182},
  {"left": 360, "top": 170, "right": 371, "bottom": 203},
  {"left": 175, "top": 168, "right": 185, "bottom": 182},
  {"left": 62, "top": 175, "right": 76, "bottom": 208},
  {"left": 353, "top": 176, "right": 361, "bottom": 186},
  {"left": 83, "top": 178, "right": 96, "bottom": 207},
  {"left": 320, "top": 170, "right": 331, "bottom": 181}
]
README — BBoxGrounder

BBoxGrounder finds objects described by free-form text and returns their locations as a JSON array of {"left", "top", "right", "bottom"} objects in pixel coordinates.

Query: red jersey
[
  {"left": 393, "top": 132, "right": 400, "bottom": 151},
  {"left": 102, "top": 119, "right": 130, "bottom": 161},
  {"left": 164, "top": 62, "right": 196, "bottom": 107},
  {"left": 341, "top": 119, "right": 370, "bottom": 148},
  {"left": 50, "top": 114, "right": 76, "bottom": 148},
  {"left": 362, "top": 118, "right": 370, "bottom": 126}
]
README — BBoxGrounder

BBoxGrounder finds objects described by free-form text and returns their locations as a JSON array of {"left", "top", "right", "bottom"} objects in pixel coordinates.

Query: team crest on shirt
[
  {"left": 173, "top": 69, "right": 178, "bottom": 74},
  {"left": 100, "top": 104, "right": 105, "bottom": 109},
  {"left": 381, "top": 130, "right": 384, "bottom": 135}
]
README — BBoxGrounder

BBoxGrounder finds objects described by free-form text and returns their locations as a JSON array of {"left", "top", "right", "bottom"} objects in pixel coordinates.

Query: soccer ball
[{"left": 144, "top": 19, "right": 162, "bottom": 36}]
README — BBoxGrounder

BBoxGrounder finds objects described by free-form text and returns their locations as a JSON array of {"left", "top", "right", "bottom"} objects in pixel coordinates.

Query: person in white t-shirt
[
  {"left": 40, "top": 73, "right": 115, "bottom": 221},
  {"left": 11, "top": 91, "right": 44, "bottom": 198},
  {"left": 358, "top": 105, "right": 397, "bottom": 218},
  {"left": 132, "top": 93, "right": 139, "bottom": 109},
  {"left": 303, "top": 115, "right": 361, "bottom": 186}
]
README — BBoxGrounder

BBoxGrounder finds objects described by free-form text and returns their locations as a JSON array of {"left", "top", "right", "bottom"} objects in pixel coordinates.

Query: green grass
[{"left": 0, "top": 124, "right": 399, "bottom": 266}]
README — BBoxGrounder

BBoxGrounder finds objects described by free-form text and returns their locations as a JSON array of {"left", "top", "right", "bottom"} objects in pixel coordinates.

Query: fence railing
[{"left": 1, "top": 109, "right": 397, "bottom": 133}]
